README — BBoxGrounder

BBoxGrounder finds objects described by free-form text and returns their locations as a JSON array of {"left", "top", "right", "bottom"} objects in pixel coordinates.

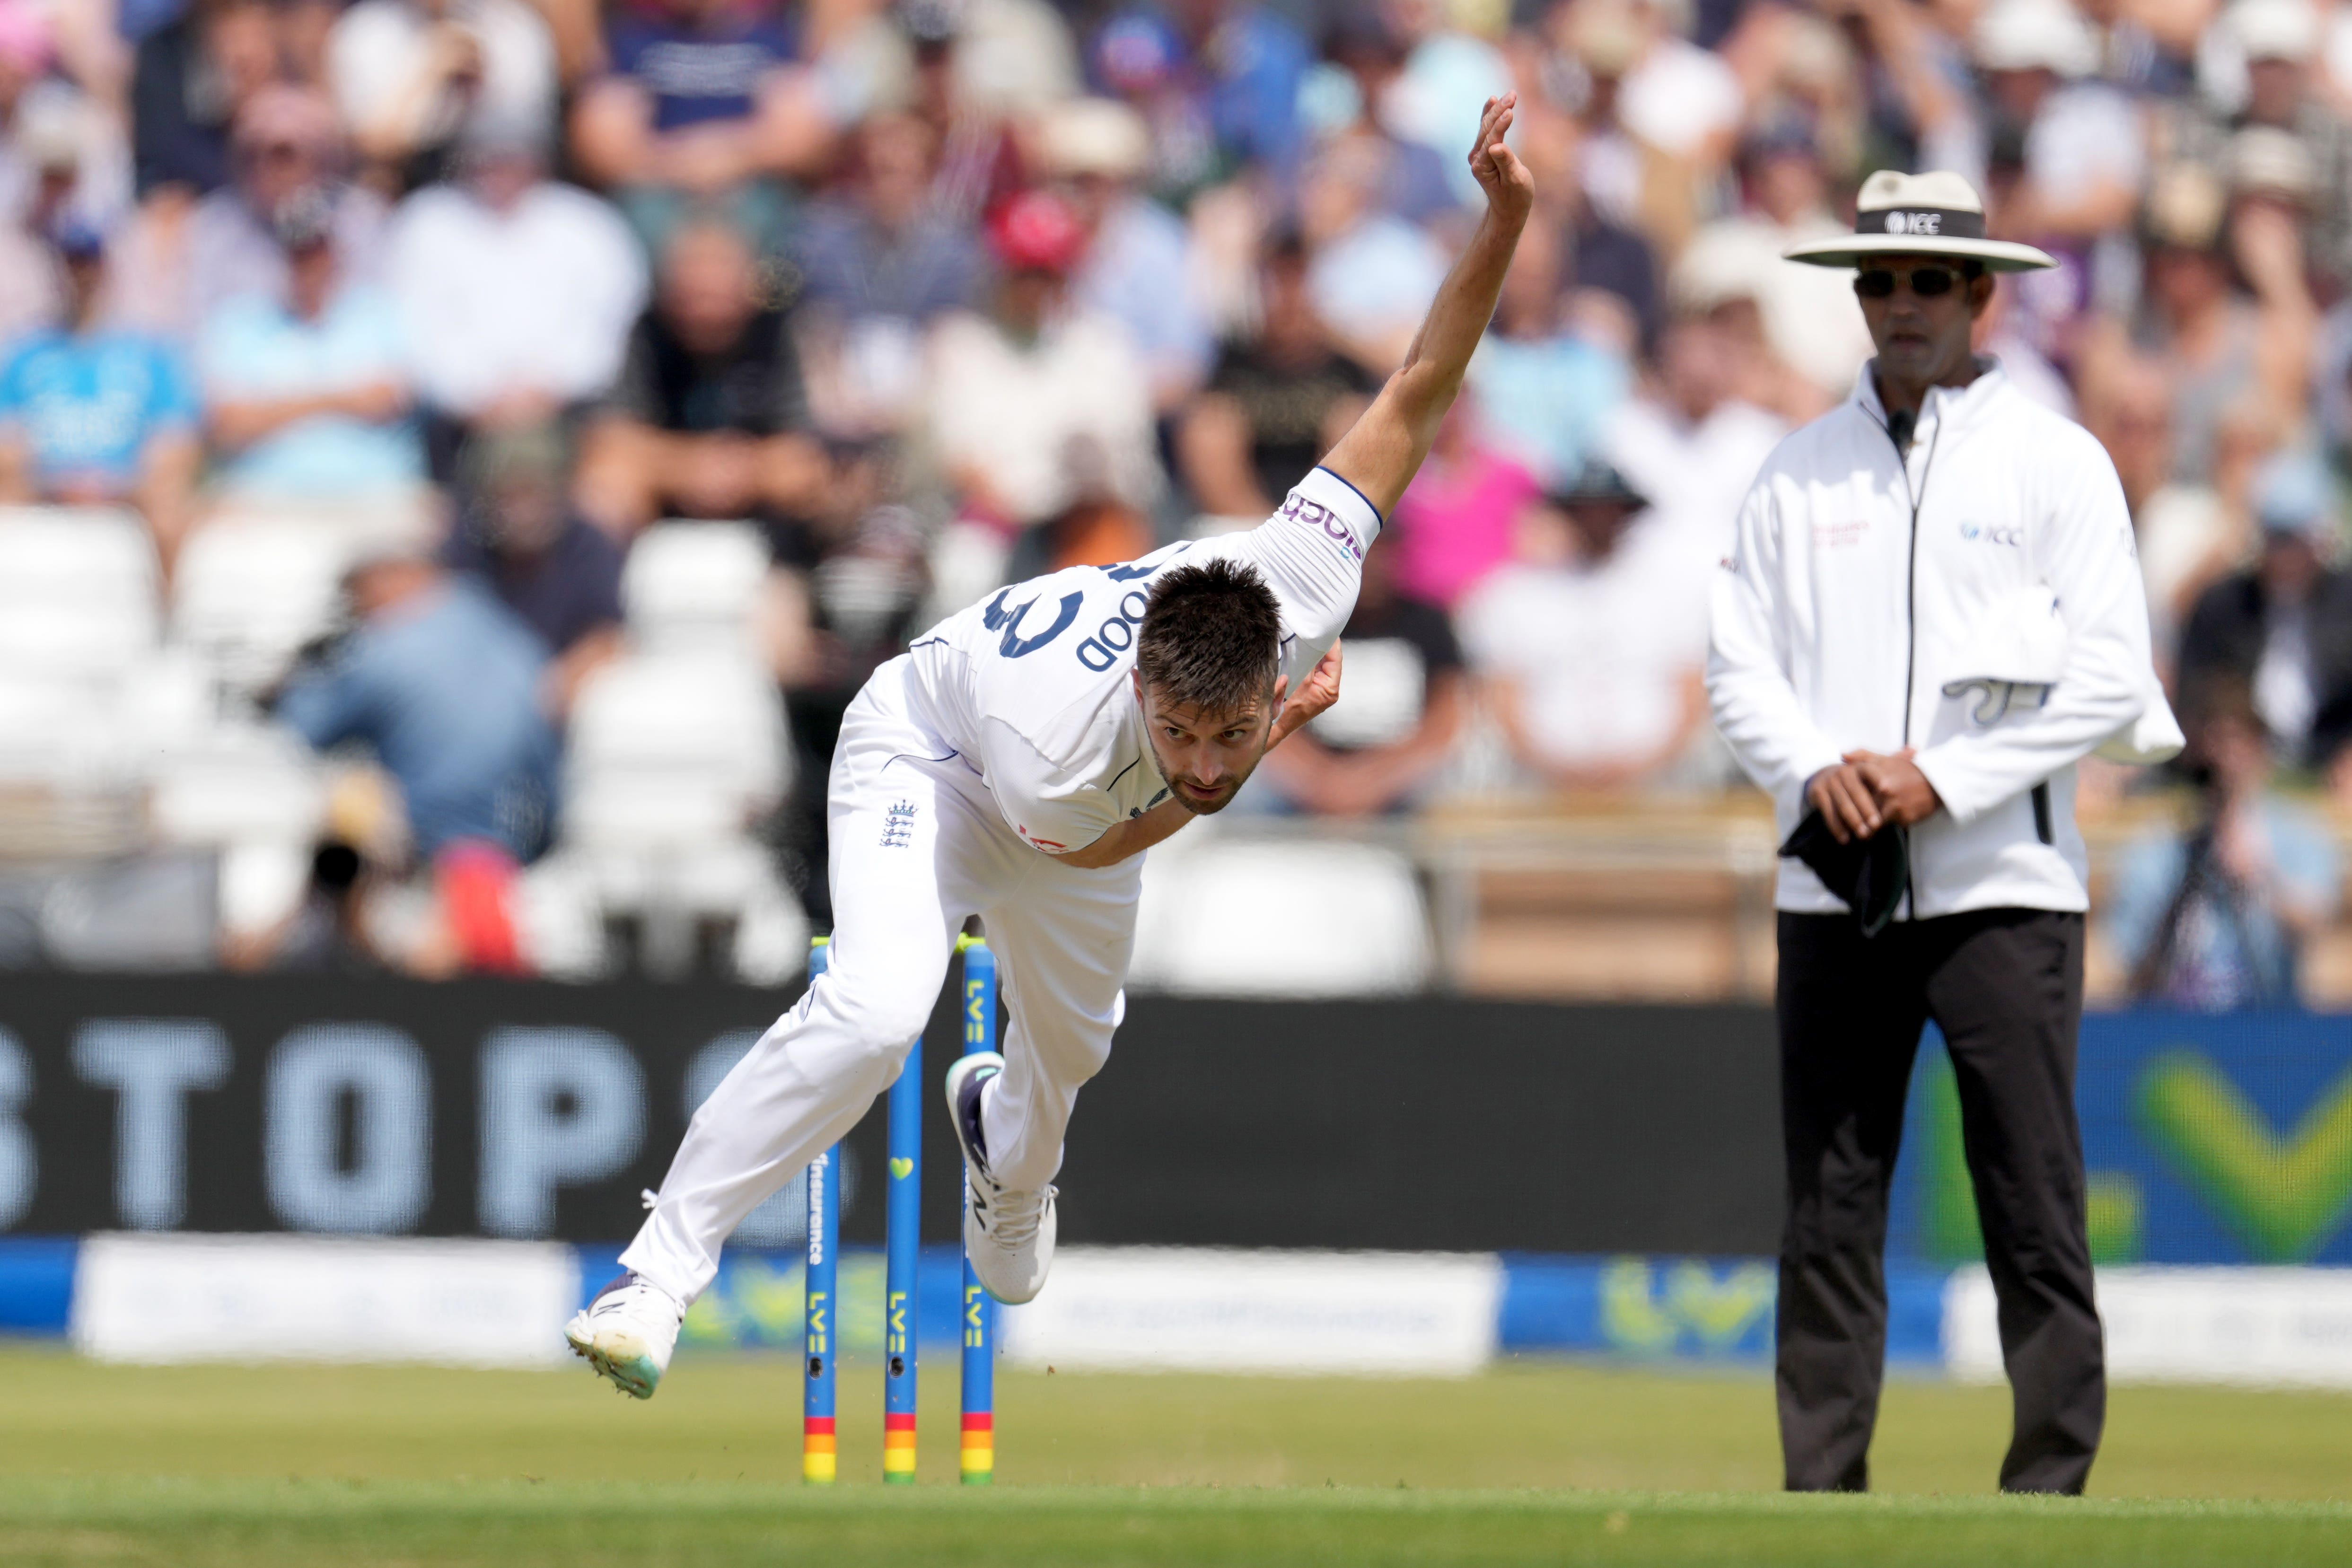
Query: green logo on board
[{"left": 2134, "top": 1050, "right": 2352, "bottom": 1263}]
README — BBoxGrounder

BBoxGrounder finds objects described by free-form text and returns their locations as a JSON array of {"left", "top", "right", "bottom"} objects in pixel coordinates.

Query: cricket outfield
[{"left": 1, "top": 1346, "right": 2345, "bottom": 1565}]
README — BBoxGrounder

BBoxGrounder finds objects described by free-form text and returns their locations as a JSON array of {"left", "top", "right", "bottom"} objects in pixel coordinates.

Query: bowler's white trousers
[{"left": 619, "top": 653, "right": 1140, "bottom": 1305}]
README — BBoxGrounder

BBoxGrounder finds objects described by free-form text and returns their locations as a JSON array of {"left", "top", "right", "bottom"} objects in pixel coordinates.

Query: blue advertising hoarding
[{"left": 1893, "top": 1011, "right": 2352, "bottom": 1267}]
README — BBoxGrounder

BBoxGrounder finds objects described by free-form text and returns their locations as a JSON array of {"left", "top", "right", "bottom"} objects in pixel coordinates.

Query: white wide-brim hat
[{"left": 1783, "top": 170, "right": 2058, "bottom": 272}]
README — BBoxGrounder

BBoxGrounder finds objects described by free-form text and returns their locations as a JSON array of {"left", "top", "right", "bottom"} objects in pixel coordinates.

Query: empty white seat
[
  {"left": 148, "top": 722, "right": 329, "bottom": 848},
  {"left": 0, "top": 509, "right": 161, "bottom": 678},
  {"left": 0, "top": 599, "right": 158, "bottom": 682},
  {"left": 0, "top": 507, "right": 159, "bottom": 611},
  {"left": 566, "top": 652, "right": 789, "bottom": 844},
  {"left": 172, "top": 517, "right": 351, "bottom": 694},
  {"left": 0, "top": 676, "right": 114, "bottom": 785},
  {"left": 110, "top": 650, "right": 217, "bottom": 771},
  {"left": 562, "top": 652, "right": 798, "bottom": 973},
  {"left": 622, "top": 521, "right": 770, "bottom": 652},
  {"left": 1129, "top": 837, "right": 1432, "bottom": 997}
]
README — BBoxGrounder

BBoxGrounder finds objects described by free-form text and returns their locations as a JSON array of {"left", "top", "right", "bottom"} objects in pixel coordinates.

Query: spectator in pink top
[{"left": 1387, "top": 399, "right": 1538, "bottom": 608}]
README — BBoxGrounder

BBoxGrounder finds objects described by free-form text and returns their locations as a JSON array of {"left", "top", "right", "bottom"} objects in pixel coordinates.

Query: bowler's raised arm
[{"left": 1318, "top": 93, "right": 1534, "bottom": 519}]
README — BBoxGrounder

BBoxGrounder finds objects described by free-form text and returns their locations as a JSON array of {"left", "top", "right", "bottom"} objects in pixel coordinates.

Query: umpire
[{"left": 1707, "top": 172, "right": 2178, "bottom": 1494}]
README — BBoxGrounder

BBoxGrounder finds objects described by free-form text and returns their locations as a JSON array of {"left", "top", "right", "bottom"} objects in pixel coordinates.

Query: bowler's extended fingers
[{"left": 1474, "top": 93, "right": 1513, "bottom": 152}]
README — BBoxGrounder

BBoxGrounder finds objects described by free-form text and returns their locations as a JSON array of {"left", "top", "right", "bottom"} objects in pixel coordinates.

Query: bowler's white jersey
[{"left": 907, "top": 466, "right": 1381, "bottom": 854}]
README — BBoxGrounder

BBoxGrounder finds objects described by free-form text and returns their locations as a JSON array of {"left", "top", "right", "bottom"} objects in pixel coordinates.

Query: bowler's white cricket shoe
[
  {"left": 945, "top": 1051, "right": 1056, "bottom": 1305},
  {"left": 565, "top": 1273, "right": 684, "bottom": 1399}
]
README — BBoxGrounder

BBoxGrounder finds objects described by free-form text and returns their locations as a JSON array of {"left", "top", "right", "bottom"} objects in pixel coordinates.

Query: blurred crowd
[{"left": 6, "top": 0, "right": 2352, "bottom": 989}]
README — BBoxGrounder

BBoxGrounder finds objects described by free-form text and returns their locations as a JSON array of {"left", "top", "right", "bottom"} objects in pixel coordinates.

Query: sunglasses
[{"left": 1854, "top": 265, "right": 1965, "bottom": 298}]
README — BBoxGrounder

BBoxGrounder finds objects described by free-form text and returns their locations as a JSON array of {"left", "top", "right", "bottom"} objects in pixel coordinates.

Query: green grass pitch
[{"left": 1, "top": 1344, "right": 2347, "bottom": 1565}]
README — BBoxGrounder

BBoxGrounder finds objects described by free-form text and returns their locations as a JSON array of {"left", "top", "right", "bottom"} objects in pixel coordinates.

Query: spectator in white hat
[
  {"left": 1039, "top": 95, "right": 1211, "bottom": 415},
  {"left": 2170, "top": 0, "right": 2352, "bottom": 292},
  {"left": 1972, "top": 0, "right": 2143, "bottom": 241}
]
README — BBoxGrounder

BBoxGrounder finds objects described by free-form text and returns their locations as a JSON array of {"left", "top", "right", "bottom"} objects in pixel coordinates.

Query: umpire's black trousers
[{"left": 1776, "top": 907, "right": 2104, "bottom": 1495}]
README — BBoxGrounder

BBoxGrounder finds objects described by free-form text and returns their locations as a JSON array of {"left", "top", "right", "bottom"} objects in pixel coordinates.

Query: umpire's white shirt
[{"left": 1708, "top": 359, "right": 2155, "bottom": 918}]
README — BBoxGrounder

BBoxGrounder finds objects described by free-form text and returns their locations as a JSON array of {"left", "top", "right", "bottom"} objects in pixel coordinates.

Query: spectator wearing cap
[
  {"left": 1039, "top": 95, "right": 1211, "bottom": 415},
  {"left": 920, "top": 187, "right": 1158, "bottom": 576},
  {"left": 1464, "top": 214, "right": 1630, "bottom": 490},
  {"left": 2176, "top": 452, "right": 2352, "bottom": 775},
  {"left": 791, "top": 111, "right": 984, "bottom": 439},
  {"left": 2166, "top": 0, "right": 2352, "bottom": 295},
  {"left": 570, "top": 0, "right": 834, "bottom": 257},
  {"left": 2106, "top": 672, "right": 2340, "bottom": 1010},
  {"left": 197, "top": 191, "right": 426, "bottom": 505},
  {"left": 440, "top": 420, "right": 625, "bottom": 718},
  {"left": 114, "top": 84, "right": 393, "bottom": 342},
  {"left": 386, "top": 117, "right": 647, "bottom": 468},
  {"left": 1459, "top": 458, "right": 1711, "bottom": 788},
  {"left": 327, "top": 0, "right": 560, "bottom": 195},
  {"left": 1178, "top": 230, "right": 1378, "bottom": 521},
  {"left": 1251, "top": 524, "right": 1467, "bottom": 816},
  {"left": 273, "top": 534, "right": 559, "bottom": 974},
  {"left": 0, "top": 221, "right": 201, "bottom": 558}
]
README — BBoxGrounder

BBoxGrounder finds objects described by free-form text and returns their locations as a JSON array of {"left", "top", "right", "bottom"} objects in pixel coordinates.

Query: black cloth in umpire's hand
[{"left": 1779, "top": 811, "right": 1910, "bottom": 937}]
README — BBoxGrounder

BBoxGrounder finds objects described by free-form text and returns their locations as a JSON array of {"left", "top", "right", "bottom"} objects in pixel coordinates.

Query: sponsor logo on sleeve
[{"left": 1280, "top": 492, "right": 1365, "bottom": 563}]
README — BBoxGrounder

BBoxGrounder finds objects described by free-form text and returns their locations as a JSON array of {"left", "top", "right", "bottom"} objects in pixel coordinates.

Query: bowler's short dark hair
[{"left": 1135, "top": 559, "right": 1282, "bottom": 716}]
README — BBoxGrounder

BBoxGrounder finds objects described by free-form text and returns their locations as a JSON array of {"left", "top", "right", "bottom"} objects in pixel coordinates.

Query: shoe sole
[{"left": 566, "top": 1316, "right": 659, "bottom": 1400}]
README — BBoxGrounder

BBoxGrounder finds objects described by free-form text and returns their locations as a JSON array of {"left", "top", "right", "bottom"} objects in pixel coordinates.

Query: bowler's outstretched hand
[
  {"left": 1318, "top": 93, "right": 1533, "bottom": 518},
  {"left": 1466, "top": 93, "right": 1534, "bottom": 227}
]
